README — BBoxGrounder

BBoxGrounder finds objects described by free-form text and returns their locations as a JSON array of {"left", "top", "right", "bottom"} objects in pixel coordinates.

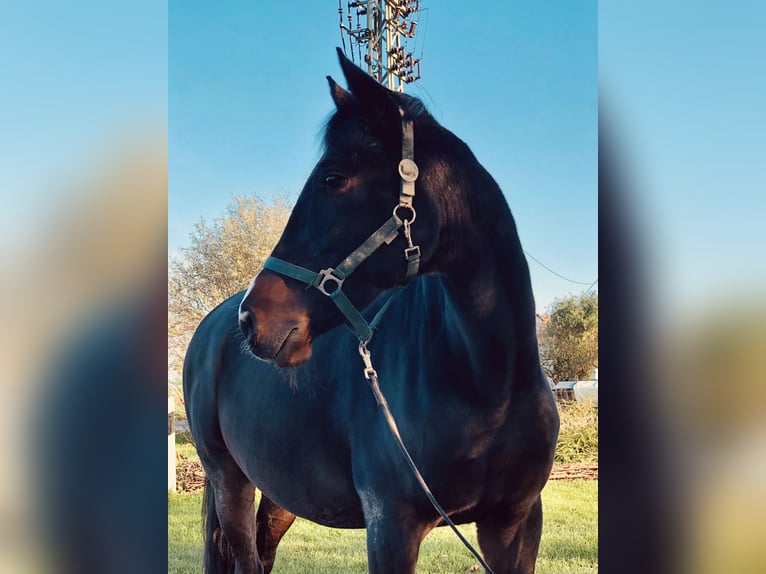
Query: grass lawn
[{"left": 168, "top": 480, "right": 596, "bottom": 573}]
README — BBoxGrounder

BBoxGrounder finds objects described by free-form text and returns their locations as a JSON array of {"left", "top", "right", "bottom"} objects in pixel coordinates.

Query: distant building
[{"left": 552, "top": 366, "right": 598, "bottom": 406}]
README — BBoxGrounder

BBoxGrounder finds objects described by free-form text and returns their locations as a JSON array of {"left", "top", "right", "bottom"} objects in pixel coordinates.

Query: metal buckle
[
  {"left": 316, "top": 268, "right": 344, "bottom": 296},
  {"left": 404, "top": 245, "right": 421, "bottom": 261}
]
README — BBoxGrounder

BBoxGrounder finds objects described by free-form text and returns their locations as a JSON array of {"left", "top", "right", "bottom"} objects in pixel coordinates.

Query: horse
[{"left": 184, "top": 49, "right": 559, "bottom": 574}]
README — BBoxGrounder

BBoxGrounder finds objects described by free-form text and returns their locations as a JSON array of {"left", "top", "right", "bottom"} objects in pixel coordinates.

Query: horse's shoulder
[{"left": 184, "top": 292, "right": 246, "bottom": 386}]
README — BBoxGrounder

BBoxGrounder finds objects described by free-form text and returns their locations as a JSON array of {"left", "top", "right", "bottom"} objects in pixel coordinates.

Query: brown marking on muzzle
[{"left": 239, "top": 272, "right": 312, "bottom": 367}]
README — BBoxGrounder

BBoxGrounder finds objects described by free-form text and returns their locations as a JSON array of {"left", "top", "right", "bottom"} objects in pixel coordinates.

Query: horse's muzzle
[{"left": 238, "top": 273, "right": 312, "bottom": 367}]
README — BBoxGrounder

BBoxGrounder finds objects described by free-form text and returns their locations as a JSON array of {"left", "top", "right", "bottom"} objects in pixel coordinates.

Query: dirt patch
[
  {"left": 174, "top": 459, "right": 597, "bottom": 494},
  {"left": 548, "top": 463, "right": 598, "bottom": 481}
]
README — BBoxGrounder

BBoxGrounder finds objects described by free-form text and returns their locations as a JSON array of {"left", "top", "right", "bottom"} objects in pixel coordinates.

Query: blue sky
[
  {"left": 0, "top": 1, "right": 167, "bottom": 254},
  {"left": 600, "top": 1, "right": 766, "bottom": 319},
  {"left": 169, "top": 1, "right": 598, "bottom": 314},
  {"left": 3, "top": 2, "right": 762, "bottom": 321}
]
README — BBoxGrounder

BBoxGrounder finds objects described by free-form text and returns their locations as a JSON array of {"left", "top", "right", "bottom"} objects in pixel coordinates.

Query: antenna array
[{"left": 338, "top": 1, "right": 423, "bottom": 92}]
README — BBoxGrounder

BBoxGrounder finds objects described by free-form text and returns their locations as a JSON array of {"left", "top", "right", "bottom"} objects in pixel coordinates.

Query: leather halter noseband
[{"left": 262, "top": 109, "right": 421, "bottom": 343}]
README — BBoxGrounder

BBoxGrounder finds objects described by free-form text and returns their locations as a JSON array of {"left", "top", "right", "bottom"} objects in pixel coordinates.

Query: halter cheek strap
[{"left": 262, "top": 109, "right": 420, "bottom": 343}]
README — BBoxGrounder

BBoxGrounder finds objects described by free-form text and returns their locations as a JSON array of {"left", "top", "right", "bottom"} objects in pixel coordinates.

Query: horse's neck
[{"left": 432, "top": 190, "right": 542, "bottom": 394}]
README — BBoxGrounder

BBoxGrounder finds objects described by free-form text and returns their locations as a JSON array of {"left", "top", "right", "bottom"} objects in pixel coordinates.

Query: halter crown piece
[{"left": 262, "top": 108, "right": 420, "bottom": 344}]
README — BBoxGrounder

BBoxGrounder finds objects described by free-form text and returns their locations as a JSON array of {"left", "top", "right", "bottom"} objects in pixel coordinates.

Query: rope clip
[{"left": 358, "top": 341, "right": 378, "bottom": 380}]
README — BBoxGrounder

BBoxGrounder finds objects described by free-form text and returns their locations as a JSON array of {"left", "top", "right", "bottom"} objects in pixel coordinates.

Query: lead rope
[{"left": 358, "top": 342, "right": 496, "bottom": 574}]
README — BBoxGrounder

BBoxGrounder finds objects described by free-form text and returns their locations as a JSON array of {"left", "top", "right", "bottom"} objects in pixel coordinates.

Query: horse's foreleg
[
  {"left": 360, "top": 493, "right": 430, "bottom": 574},
  {"left": 476, "top": 495, "right": 543, "bottom": 574},
  {"left": 365, "top": 519, "right": 428, "bottom": 574},
  {"left": 255, "top": 494, "right": 296, "bottom": 574}
]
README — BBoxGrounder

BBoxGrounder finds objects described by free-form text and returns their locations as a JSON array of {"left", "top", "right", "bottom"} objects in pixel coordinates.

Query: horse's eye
[{"left": 323, "top": 174, "right": 347, "bottom": 189}]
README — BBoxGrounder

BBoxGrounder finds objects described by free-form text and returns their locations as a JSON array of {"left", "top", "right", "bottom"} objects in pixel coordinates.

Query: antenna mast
[{"left": 338, "top": 1, "right": 423, "bottom": 92}]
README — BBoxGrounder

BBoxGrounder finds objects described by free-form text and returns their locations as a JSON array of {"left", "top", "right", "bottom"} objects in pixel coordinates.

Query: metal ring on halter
[
  {"left": 393, "top": 203, "right": 417, "bottom": 224},
  {"left": 316, "top": 268, "right": 344, "bottom": 296}
]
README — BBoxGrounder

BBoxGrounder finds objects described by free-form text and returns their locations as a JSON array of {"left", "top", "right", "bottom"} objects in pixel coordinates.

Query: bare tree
[{"left": 168, "top": 193, "right": 292, "bottom": 382}]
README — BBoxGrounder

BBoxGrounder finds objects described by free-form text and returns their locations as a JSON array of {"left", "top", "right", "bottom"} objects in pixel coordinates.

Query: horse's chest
[{"left": 348, "top": 391, "right": 506, "bottom": 503}]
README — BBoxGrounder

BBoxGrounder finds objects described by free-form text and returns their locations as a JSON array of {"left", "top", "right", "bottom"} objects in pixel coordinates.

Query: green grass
[
  {"left": 169, "top": 481, "right": 596, "bottom": 573},
  {"left": 171, "top": 412, "right": 597, "bottom": 573},
  {"left": 175, "top": 430, "right": 198, "bottom": 461},
  {"left": 535, "top": 481, "right": 598, "bottom": 573}
]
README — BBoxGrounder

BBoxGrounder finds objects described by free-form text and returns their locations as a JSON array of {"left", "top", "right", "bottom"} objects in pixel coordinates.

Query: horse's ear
[
  {"left": 336, "top": 47, "right": 396, "bottom": 118},
  {"left": 327, "top": 76, "right": 353, "bottom": 109}
]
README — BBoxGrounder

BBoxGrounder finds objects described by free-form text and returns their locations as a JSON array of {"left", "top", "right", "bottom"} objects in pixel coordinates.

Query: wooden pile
[{"left": 176, "top": 456, "right": 206, "bottom": 493}]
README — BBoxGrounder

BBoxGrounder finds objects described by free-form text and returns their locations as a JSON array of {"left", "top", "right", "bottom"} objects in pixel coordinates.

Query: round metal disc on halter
[{"left": 398, "top": 159, "right": 419, "bottom": 182}]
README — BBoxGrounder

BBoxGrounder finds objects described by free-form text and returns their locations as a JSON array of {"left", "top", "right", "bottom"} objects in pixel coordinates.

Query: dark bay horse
[{"left": 184, "top": 50, "right": 559, "bottom": 574}]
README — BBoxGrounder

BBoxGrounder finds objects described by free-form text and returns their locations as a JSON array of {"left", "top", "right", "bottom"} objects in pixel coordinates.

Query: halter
[{"left": 262, "top": 108, "right": 421, "bottom": 344}]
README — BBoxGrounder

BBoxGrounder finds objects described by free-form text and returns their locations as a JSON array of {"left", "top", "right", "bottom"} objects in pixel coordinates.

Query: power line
[
  {"left": 524, "top": 250, "right": 596, "bottom": 286},
  {"left": 338, "top": 1, "right": 349, "bottom": 55}
]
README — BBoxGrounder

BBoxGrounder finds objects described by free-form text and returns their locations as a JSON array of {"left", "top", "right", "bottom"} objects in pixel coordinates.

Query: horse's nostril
[{"left": 239, "top": 308, "right": 256, "bottom": 338}]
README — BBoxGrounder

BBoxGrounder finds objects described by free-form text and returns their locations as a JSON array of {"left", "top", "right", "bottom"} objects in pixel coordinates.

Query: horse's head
[{"left": 238, "top": 49, "right": 441, "bottom": 367}]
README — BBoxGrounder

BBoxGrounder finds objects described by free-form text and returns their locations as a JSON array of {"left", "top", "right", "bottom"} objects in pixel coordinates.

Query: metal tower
[{"left": 338, "top": 1, "right": 423, "bottom": 92}]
